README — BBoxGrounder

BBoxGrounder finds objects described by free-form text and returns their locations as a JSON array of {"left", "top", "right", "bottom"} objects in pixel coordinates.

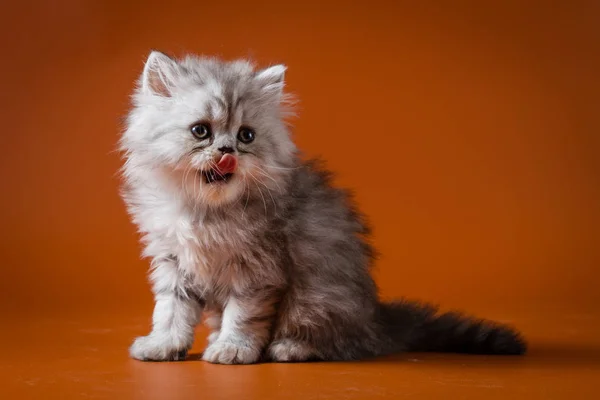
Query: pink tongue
[{"left": 215, "top": 153, "right": 237, "bottom": 174}]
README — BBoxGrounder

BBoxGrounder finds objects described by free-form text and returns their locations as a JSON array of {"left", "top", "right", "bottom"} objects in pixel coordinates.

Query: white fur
[
  {"left": 218, "top": 297, "right": 243, "bottom": 340},
  {"left": 129, "top": 256, "right": 202, "bottom": 361},
  {"left": 202, "top": 297, "right": 262, "bottom": 364},
  {"left": 122, "top": 52, "right": 294, "bottom": 363}
]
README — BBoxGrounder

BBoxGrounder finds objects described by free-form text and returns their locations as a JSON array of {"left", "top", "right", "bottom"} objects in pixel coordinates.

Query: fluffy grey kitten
[{"left": 120, "top": 51, "right": 526, "bottom": 364}]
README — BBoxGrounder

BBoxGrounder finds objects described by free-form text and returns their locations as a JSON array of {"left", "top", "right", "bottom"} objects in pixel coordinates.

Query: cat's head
[{"left": 121, "top": 51, "right": 296, "bottom": 207}]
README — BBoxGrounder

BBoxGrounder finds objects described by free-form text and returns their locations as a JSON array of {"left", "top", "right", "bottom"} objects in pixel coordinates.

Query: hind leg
[
  {"left": 203, "top": 309, "right": 222, "bottom": 345},
  {"left": 267, "top": 339, "right": 322, "bottom": 362}
]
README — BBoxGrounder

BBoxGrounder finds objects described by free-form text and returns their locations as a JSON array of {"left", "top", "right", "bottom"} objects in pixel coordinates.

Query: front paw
[
  {"left": 129, "top": 335, "right": 189, "bottom": 361},
  {"left": 202, "top": 339, "right": 261, "bottom": 364}
]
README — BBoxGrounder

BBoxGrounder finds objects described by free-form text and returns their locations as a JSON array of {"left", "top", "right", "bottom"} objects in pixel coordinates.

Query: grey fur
[{"left": 120, "top": 51, "right": 526, "bottom": 364}]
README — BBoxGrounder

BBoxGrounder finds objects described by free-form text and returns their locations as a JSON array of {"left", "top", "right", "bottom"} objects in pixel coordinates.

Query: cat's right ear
[{"left": 141, "top": 51, "right": 181, "bottom": 97}]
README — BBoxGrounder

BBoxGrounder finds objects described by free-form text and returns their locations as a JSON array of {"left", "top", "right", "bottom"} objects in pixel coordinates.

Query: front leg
[
  {"left": 202, "top": 288, "right": 279, "bottom": 364},
  {"left": 130, "top": 256, "right": 202, "bottom": 361}
]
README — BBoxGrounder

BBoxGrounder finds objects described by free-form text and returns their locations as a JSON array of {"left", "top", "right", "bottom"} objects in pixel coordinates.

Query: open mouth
[
  {"left": 201, "top": 169, "right": 234, "bottom": 184},
  {"left": 199, "top": 153, "right": 238, "bottom": 185}
]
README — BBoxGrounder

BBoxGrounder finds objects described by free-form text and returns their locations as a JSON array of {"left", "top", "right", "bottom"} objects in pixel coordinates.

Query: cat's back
[
  {"left": 285, "top": 159, "right": 370, "bottom": 238},
  {"left": 282, "top": 159, "right": 374, "bottom": 273}
]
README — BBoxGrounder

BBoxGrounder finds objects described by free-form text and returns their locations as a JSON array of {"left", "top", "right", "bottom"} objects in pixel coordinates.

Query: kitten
[{"left": 120, "top": 51, "right": 526, "bottom": 364}]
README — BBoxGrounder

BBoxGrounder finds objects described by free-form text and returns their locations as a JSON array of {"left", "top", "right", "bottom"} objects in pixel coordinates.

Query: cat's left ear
[{"left": 255, "top": 65, "right": 286, "bottom": 98}]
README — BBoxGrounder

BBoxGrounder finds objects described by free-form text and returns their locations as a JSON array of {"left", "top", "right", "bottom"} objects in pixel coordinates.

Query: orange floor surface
[{"left": 2, "top": 307, "right": 599, "bottom": 399}]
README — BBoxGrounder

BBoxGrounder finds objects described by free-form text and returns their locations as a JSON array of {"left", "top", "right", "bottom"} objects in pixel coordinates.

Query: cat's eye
[
  {"left": 237, "top": 127, "right": 255, "bottom": 144},
  {"left": 191, "top": 123, "right": 212, "bottom": 140}
]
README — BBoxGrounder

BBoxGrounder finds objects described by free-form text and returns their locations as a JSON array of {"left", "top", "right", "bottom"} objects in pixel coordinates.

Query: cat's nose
[{"left": 218, "top": 146, "right": 235, "bottom": 154}]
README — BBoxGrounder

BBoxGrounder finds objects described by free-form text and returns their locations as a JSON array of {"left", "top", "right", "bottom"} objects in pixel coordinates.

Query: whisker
[
  {"left": 180, "top": 166, "right": 188, "bottom": 199},
  {"left": 242, "top": 177, "right": 250, "bottom": 217},
  {"left": 253, "top": 173, "right": 278, "bottom": 212},
  {"left": 248, "top": 171, "right": 277, "bottom": 216},
  {"left": 263, "top": 164, "right": 301, "bottom": 171},
  {"left": 248, "top": 171, "right": 268, "bottom": 215},
  {"left": 253, "top": 166, "right": 283, "bottom": 192},
  {"left": 231, "top": 173, "right": 247, "bottom": 209},
  {"left": 182, "top": 164, "right": 193, "bottom": 201},
  {"left": 192, "top": 166, "right": 199, "bottom": 215},
  {"left": 196, "top": 169, "right": 205, "bottom": 215}
]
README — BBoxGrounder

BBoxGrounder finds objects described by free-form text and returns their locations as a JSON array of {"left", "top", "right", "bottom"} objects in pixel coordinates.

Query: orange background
[
  {"left": 1, "top": 0, "right": 598, "bottom": 319},
  {"left": 2, "top": 2, "right": 600, "bottom": 399}
]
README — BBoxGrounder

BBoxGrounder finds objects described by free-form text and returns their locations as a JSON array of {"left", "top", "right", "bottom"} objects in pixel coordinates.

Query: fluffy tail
[{"left": 378, "top": 300, "right": 527, "bottom": 355}]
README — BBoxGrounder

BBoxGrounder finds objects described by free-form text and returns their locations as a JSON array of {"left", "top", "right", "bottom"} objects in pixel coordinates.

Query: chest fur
[
  {"left": 128, "top": 179, "right": 283, "bottom": 301},
  {"left": 145, "top": 204, "right": 266, "bottom": 293}
]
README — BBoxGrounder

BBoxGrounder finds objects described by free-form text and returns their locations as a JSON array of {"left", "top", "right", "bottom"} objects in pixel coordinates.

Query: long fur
[{"left": 120, "top": 51, "right": 526, "bottom": 364}]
